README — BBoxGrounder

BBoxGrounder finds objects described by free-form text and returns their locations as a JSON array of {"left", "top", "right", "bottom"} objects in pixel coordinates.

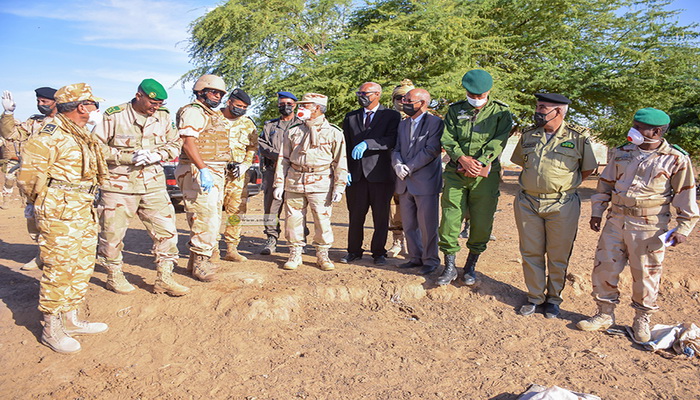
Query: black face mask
[
  {"left": 403, "top": 102, "right": 420, "bottom": 116},
  {"left": 533, "top": 109, "right": 556, "bottom": 127},
  {"left": 37, "top": 105, "right": 52, "bottom": 116},
  {"left": 202, "top": 97, "right": 221, "bottom": 109},
  {"left": 278, "top": 104, "right": 294, "bottom": 116},
  {"left": 230, "top": 106, "right": 247, "bottom": 117},
  {"left": 357, "top": 95, "right": 372, "bottom": 108}
]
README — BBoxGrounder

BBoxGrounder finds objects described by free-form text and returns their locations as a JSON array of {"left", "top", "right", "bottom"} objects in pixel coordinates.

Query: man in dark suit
[
  {"left": 392, "top": 88, "right": 444, "bottom": 275},
  {"left": 341, "top": 82, "right": 401, "bottom": 265}
]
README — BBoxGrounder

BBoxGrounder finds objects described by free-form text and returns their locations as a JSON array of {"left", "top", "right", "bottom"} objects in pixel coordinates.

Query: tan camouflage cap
[
  {"left": 392, "top": 79, "right": 415, "bottom": 97},
  {"left": 297, "top": 93, "right": 328, "bottom": 107},
  {"left": 55, "top": 83, "right": 105, "bottom": 104}
]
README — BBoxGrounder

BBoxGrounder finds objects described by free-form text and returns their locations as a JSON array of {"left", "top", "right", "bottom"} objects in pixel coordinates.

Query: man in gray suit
[{"left": 392, "top": 88, "right": 444, "bottom": 275}]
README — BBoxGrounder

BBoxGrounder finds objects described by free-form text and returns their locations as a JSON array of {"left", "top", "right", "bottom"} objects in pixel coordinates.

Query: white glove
[
  {"left": 273, "top": 187, "right": 284, "bottom": 201},
  {"left": 24, "top": 204, "right": 35, "bottom": 219},
  {"left": 394, "top": 163, "right": 410, "bottom": 179},
  {"left": 2, "top": 91, "right": 16, "bottom": 113},
  {"left": 133, "top": 149, "right": 162, "bottom": 166},
  {"left": 331, "top": 191, "right": 343, "bottom": 203},
  {"left": 238, "top": 163, "right": 250, "bottom": 178}
]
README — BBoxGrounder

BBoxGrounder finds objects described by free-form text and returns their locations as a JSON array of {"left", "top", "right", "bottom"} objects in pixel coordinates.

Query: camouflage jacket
[
  {"left": 591, "top": 140, "right": 699, "bottom": 236},
  {"left": 274, "top": 115, "right": 348, "bottom": 194},
  {"left": 0, "top": 113, "right": 54, "bottom": 159},
  {"left": 93, "top": 102, "right": 181, "bottom": 194},
  {"left": 224, "top": 115, "right": 258, "bottom": 165}
]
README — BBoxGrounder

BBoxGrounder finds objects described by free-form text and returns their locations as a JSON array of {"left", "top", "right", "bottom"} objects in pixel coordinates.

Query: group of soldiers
[{"left": 1, "top": 68, "right": 697, "bottom": 355}]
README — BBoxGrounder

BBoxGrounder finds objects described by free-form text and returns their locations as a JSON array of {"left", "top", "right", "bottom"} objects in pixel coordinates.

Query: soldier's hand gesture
[{"left": 589, "top": 216, "right": 602, "bottom": 232}]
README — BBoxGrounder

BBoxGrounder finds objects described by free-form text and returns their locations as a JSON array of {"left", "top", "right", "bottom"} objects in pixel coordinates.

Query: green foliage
[{"left": 666, "top": 91, "right": 700, "bottom": 162}]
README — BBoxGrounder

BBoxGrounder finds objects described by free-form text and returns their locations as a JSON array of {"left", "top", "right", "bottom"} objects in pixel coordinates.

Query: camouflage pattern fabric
[
  {"left": 223, "top": 171, "right": 249, "bottom": 246},
  {"left": 225, "top": 115, "right": 258, "bottom": 164},
  {"left": 389, "top": 194, "right": 402, "bottom": 232},
  {"left": 2, "top": 159, "right": 19, "bottom": 196},
  {"left": 285, "top": 191, "right": 333, "bottom": 249},
  {"left": 0, "top": 113, "right": 51, "bottom": 142}
]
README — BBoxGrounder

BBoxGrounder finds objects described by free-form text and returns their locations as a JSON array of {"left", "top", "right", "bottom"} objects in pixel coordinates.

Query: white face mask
[
  {"left": 296, "top": 107, "right": 312, "bottom": 121},
  {"left": 627, "top": 127, "right": 659, "bottom": 146},
  {"left": 467, "top": 95, "right": 487, "bottom": 108},
  {"left": 88, "top": 110, "right": 103, "bottom": 126}
]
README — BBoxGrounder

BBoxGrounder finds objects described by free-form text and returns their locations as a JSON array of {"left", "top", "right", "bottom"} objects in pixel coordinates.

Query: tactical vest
[{"left": 177, "top": 102, "right": 232, "bottom": 163}]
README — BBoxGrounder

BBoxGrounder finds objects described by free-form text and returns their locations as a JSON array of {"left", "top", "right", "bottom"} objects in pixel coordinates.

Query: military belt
[
  {"left": 291, "top": 164, "right": 331, "bottom": 173},
  {"left": 48, "top": 178, "right": 97, "bottom": 194},
  {"left": 523, "top": 189, "right": 576, "bottom": 199},
  {"left": 611, "top": 192, "right": 669, "bottom": 208},
  {"left": 610, "top": 204, "right": 670, "bottom": 217}
]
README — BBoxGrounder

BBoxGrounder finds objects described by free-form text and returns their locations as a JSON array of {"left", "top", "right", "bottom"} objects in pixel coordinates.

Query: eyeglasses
[
  {"left": 400, "top": 98, "right": 421, "bottom": 104},
  {"left": 356, "top": 91, "right": 378, "bottom": 96},
  {"left": 203, "top": 89, "right": 225, "bottom": 98},
  {"left": 82, "top": 101, "right": 99, "bottom": 109},
  {"left": 393, "top": 95, "right": 404, "bottom": 101}
]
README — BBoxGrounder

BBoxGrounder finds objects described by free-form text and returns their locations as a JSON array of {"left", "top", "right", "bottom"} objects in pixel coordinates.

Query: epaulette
[
  {"left": 289, "top": 122, "right": 304, "bottom": 129},
  {"left": 493, "top": 100, "right": 509, "bottom": 108},
  {"left": 617, "top": 143, "right": 629, "bottom": 149},
  {"left": 29, "top": 114, "right": 45, "bottom": 120},
  {"left": 246, "top": 116, "right": 257, "bottom": 125},
  {"left": 449, "top": 100, "right": 467, "bottom": 108},
  {"left": 157, "top": 106, "right": 169, "bottom": 113},
  {"left": 671, "top": 143, "right": 689, "bottom": 156},
  {"left": 105, "top": 105, "right": 123, "bottom": 116},
  {"left": 568, "top": 124, "right": 590, "bottom": 136},
  {"left": 39, "top": 123, "right": 58, "bottom": 135},
  {"left": 264, "top": 118, "right": 280, "bottom": 125}
]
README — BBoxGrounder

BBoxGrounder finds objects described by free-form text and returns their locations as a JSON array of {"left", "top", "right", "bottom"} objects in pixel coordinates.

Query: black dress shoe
[
  {"left": 519, "top": 302, "right": 537, "bottom": 316},
  {"left": 373, "top": 255, "right": 387, "bottom": 265},
  {"left": 419, "top": 264, "right": 437, "bottom": 275},
  {"left": 544, "top": 303, "right": 560, "bottom": 319},
  {"left": 399, "top": 261, "right": 422, "bottom": 269},
  {"left": 340, "top": 253, "right": 362, "bottom": 263}
]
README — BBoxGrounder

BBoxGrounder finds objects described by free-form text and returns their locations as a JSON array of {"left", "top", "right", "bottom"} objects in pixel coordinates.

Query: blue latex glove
[
  {"left": 351, "top": 141, "right": 368, "bottom": 160},
  {"left": 199, "top": 168, "right": 214, "bottom": 192},
  {"left": 347, "top": 173, "right": 352, "bottom": 186}
]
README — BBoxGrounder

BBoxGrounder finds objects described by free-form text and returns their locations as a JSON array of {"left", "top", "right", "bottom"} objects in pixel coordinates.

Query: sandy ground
[{"left": 1, "top": 170, "right": 699, "bottom": 400}]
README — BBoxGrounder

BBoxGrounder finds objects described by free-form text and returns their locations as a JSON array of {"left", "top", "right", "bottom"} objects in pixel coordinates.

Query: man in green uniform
[
  {"left": 437, "top": 69, "right": 512, "bottom": 286},
  {"left": 511, "top": 93, "right": 597, "bottom": 318},
  {"left": 94, "top": 79, "right": 189, "bottom": 297}
]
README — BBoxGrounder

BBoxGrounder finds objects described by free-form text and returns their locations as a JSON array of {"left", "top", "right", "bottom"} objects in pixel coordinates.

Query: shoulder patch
[
  {"left": 493, "top": 100, "right": 509, "bottom": 108},
  {"left": 40, "top": 123, "right": 58, "bottom": 135},
  {"left": 671, "top": 143, "right": 689, "bottom": 156},
  {"left": 560, "top": 141, "right": 575, "bottom": 149},
  {"left": 157, "top": 106, "right": 169, "bottom": 114},
  {"left": 105, "top": 105, "right": 123, "bottom": 116}
]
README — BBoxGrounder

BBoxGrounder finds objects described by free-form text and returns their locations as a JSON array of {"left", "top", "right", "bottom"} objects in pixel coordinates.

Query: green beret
[
  {"left": 461, "top": 69, "right": 493, "bottom": 95},
  {"left": 138, "top": 78, "right": 167, "bottom": 101},
  {"left": 634, "top": 107, "right": 670, "bottom": 126}
]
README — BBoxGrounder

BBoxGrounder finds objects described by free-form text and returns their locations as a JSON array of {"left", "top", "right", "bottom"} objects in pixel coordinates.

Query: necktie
[
  {"left": 410, "top": 119, "right": 418, "bottom": 142},
  {"left": 364, "top": 111, "right": 373, "bottom": 130}
]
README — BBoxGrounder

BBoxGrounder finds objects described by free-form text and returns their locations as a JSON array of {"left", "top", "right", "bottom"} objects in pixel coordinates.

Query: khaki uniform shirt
[
  {"left": 224, "top": 115, "right": 258, "bottom": 165},
  {"left": 0, "top": 113, "right": 54, "bottom": 159},
  {"left": 93, "top": 102, "right": 180, "bottom": 194},
  {"left": 274, "top": 116, "right": 348, "bottom": 194},
  {"left": 591, "top": 140, "right": 699, "bottom": 236},
  {"left": 18, "top": 117, "right": 98, "bottom": 203},
  {"left": 511, "top": 121, "right": 598, "bottom": 194}
]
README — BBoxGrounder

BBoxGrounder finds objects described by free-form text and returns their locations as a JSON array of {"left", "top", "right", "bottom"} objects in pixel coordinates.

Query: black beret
[
  {"left": 228, "top": 88, "right": 251, "bottom": 105},
  {"left": 534, "top": 93, "right": 571, "bottom": 105},
  {"left": 35, "top": 87, "right": 57, "bottom": 100}
]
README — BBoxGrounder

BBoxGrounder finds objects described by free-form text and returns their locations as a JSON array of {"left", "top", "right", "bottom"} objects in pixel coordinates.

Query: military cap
[
  {"left": 392, "top": 79, "right": 415, "bottom": 97},
  {"left": 297, "top": 93, "right": 328, "bottom": 107},
  {"left": 634, "top": 107, "right": 670, "bottom": 126},
  {"left": 34, "top": 87, "right": 57, "bottom": 100},
  {"left": 138, "top": 78, "right": 167, "bottom": 100},
  {"left": 55, "top": 83, "right": 104, "bottom": 104},
  {"left": 229, "top": 88, "right": 251, "bottom": 105},
  {"left": 534, "top": 93, "right": 571, "bottom": 105},
  {"left": 461, "top": 69, "right": 493, "bottom": 95},
  {"left": 277, "top": 91, "right": 298, "bottom": 101}
]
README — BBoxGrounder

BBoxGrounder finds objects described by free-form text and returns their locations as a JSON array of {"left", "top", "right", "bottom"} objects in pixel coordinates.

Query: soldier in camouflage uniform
[
  {"left": 274, "top": 93, "right": 348, "bottom": 271},
  {"left": 175, "top": 74, "right": 230, "bottom": 282},
  {"left": 437, "top": 69, "right": 513, "bottom": 286},
  {"left": 18, "top": 83, "right": 109, "bottom": 354},
  {"left": 577, "top": 108, "right": 699, "bottom": 343},
  {"left": 221, "top": 88, "right": 258, "bottom": 262},
  {"left": 93, "top": 79, "right": 189, "bottom": 297},
  {"left": 1, "top": 87, "right": 57, "bottom": 270}
]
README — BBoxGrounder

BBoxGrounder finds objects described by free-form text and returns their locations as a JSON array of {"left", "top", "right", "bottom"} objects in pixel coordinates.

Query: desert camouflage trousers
[
  {"left": 389, "top": 193, "right": 403, "bottom": 232},
  {"left": 97, "top": 189, "right": 178, "bottom": 268},
  {"left": 223, "top": 171, "right": 249, "bottom": 245},
  {"left": 2, "top": 159, "right": 19, "bottom": 195},
  {"left": 285, "top": 191, "right": 332, "bottom": 249},
  {"left": 591, "top": 212, "right": 666, "bottom": 312},
  {"left": 175, "top": 163, "right": 226, "bottom": 257},
  {"left": 35, "top": 188, "right": 98, "bottom": 315}
]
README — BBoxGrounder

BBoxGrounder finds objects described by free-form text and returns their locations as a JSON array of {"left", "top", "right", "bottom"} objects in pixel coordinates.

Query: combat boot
[
  {"left": 462, "top": 252, "right": 479, "bottom": 286},
  {"left": 223, "top": 242, "right": 248, "bottom": 262},
  {"left": 62, "top": 309, "right": 108, "bottom": 336},
  {"left": 154, "top": 261, "right": 190, "bottom": 296},
  {"left": 190, "top": 253, "right": 218, "bottom": 282},
  {"left": 284, "top": 246, "right": 303, "bottom": 270},
  {"left": 386, "top": 231, "right": 404, "bottom": 258},
  {"left": 316, "top": 248, "right": 335, "bottom": 271},
  {"left": 41, "top": 313, "right": 81, "bottom": 354},
  {"left": 576, "top": 303, "right": 616, "bottom": 331},
  {"left": 436, "top": 254, "right": 458, "bottom": 285},
  {"left": 105, "top": 264, "right": 136, "bottom": 295},
  {"left": 21, "top": 252, "right": 43, "bottom": 271},
  {"left": 260, "top": 236, "right": 277, "bottom": 255},
  {"left": 632, "top": 309, "right": 652, "bottom": 342}
]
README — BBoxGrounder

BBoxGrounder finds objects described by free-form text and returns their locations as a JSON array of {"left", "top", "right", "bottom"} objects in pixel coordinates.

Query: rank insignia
[{"left": 560, "top": 141, "right": 575, "bottom": 149}]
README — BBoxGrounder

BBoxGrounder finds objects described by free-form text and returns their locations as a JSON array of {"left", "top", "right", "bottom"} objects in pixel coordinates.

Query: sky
[{"left": 0, "top": 0, "right": 698, "bottom": 121}]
